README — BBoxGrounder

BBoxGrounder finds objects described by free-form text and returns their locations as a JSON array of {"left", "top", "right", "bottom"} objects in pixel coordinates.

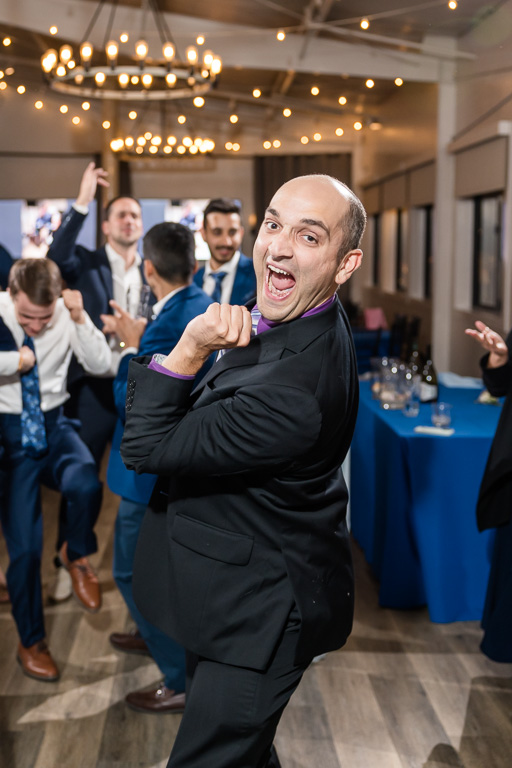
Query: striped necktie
[
  {"left": 210, "top": 271, "right": 227, "bottom": 303},
  {"left": 20, "top": 335, "right": 48, "bottom": 457}
]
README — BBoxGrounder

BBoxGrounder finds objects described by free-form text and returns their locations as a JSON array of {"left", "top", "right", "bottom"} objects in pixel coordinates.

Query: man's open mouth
[{"left": 266, "top": 264, "right": 296, "bottom": 297}]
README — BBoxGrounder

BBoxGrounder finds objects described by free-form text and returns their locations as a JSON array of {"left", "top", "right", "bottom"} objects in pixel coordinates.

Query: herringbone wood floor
[{"left": 1, "top": 478, "right": 511, "bottom": 768}]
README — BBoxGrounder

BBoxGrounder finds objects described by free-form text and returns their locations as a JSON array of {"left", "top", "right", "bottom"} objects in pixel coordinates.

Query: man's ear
[
  {"left": 143, "top": 259, "right": 154, "bottom": 280},
  {"left": 200, "top": 223, "right": 207, "bottom": 243},
  {"left": 335, "top": 249, "right": 363, "bottom": 286},
  {"left": 101, "top": 220, "right": 109, "bottom": 238}
]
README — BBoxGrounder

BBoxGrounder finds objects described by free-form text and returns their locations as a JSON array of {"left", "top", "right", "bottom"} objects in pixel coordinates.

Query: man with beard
[{"left": 194, "top": 198, "right": 256, "bottom": 306}]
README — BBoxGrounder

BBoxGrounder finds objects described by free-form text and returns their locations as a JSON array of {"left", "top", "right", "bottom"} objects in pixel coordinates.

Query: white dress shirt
[
  {"left": 0, "top": 292, "right": 112, "bottom": 414},
  {"left": 202, "top": 251, "right": 240, "bottom": 304}
]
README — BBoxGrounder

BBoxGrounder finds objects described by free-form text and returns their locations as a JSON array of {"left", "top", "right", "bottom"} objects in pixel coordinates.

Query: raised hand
[
  {"left": 163, "top": 303, "right": 252, "bottom": 376},
  {"left": 465, "top": 320, "right": 509, "bottom": 368},
  {"left": 100, "top": 300, "right": 147, "bottom": 348},
  {"left": 62, "top": 288, "right": 85, "bottom": 324},
  {"left": 75, "top": 161, "right": 110, "bottom": 208}
]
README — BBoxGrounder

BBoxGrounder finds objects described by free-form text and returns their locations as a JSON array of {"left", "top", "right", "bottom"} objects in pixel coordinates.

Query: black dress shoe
[
  {"left": 109, "top": 630, "right": 151, "bottom": 656},
  {"left": 125, "top": 683, "right": 186, "bottom": 713},
  {"left": 267, "top": 745, "right": 282, "bottom": 768}
]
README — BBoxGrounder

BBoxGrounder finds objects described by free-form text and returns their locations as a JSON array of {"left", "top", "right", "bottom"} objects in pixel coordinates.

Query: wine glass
[{"left": 431, "top": 402, "right": 452, "bottom": 428}]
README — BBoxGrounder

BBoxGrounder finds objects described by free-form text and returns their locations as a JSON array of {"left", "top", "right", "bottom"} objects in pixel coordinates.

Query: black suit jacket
[
  {"left": 476, "top": 329, "right": 512, "bottom": 531},
  {"left": 121, "top": 298, "right": 358, "bottom": 670}
]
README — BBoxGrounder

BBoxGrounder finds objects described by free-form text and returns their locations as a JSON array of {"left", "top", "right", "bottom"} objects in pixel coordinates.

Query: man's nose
[{"left": 269, "top": 230, "right": 293, "bottom": 257}]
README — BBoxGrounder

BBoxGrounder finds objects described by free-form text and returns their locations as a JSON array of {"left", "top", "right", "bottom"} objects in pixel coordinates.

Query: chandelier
[{"left": 40, "top": 0, "right": 222, "bottom": 101}]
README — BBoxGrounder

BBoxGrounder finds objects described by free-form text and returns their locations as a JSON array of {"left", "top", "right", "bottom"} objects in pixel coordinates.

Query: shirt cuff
[
  {"left": 73, "top": 202, "right": 89, "bottom": 216},
  {"left": 148, "top": 354, "right": 195, "bottom": 380}
]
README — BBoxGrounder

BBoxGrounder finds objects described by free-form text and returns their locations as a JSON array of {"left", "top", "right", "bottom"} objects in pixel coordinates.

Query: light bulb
[
  {"left": 253, "top": 88, "right": 261, "bottom": 98},
  {"left": 34, "top": 100, "right": 43, "bottom": 109},
  {"left": 118, "top": 73, "right": 130, "bottom": 87},
  {"left": 106, "top": 40, "right": 118, "bottom": 61},
  {"left": 300, "top": 136, "right": 309, "bottom": 145},
  {"left": 177, "top": 115, "right": 186, "bottom": 124},
  {"left": 193, "top": 96, "right": 205, "bottom": 107},
  {"left": 81, "top": 101, "right": 90, "bottom": 110},
  {"left": 186, "top": 46, "right": 198, "bottom": 65},
  {"left": 102, "top": 120, "right": 111, "bottom": 129},
  {"left": 128, "top": 110, "right": 137, "bottom": 120},
  {"left": 80, "top": 42, "right": 93, "bottom": 62},
  {"left": 166, "top": 72, "right": 177, "bottom": 86},
  {"left": 17, "top": 85, "right": 26, "bottom": 94},
  {"left": 167, "top": 135, "right": 177, "bottom": 145},
  {"left": 141, "top": 73, "right": 153, "bottom": 87},
  {"left": 360, "top": 18, "right": 370, "bottom": 30},
  {"left": 203, "top": 50, "right": 213, "bottom": 68},
  {"left": 311, "top": 86, "right": 319, "bottom": 95},
  {"left": 41, "top": 49, "right": 58, "bottom": 73},
  {"left": 366, "top": 79, "right": 375, "bottom": 88},
  {"left": 163, "top": 43, "right": 175, "bottom": 61},
  {"left": 59, "top": 45, "right": 73, "bottom": 63},
  {"left": 230, "top": 114, "right": 238, "bottom": 124},
  {"left": 263, "top": 141, "right": 271, "bottom": 149},
  {"left": 283, "top": 108, "right": 291, "bottom": 117},
  {"left": 95, "top": 71, "right": 106, "bottom": 85},
  {"left": 211, "top": 57, "right": 222, "bottom": 75},
  {"left": 135, "top": 39, "right": 148, "bottom": 60},
  {"left": 338, "top": 96, "right": 347, "bottom": 105},
  {"left": 395, "top": 77, "right": 403, "bottom": 86},
  {"left": 277, "top": 30, "right": 286, "bottom": 41}
]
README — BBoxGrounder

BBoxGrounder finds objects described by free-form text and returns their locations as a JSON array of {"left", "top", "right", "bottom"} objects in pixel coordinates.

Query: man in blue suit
[
  {"left": 194, "top": 198, "right": 256, "bottom": 306},
  {"left": 105, "top": 221, "right": 213, "bottom": 713}
]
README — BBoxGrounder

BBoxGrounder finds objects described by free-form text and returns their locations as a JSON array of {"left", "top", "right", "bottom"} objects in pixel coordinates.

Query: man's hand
[
  {"left": 75, "top": 161, "right": 110, "bottom": 208},
  {"left": 18, "top": 345, "right": 36, "bottom": 373},
  {"left": 62, "top": 288, "right": 86, "bottom": 324},
  {"left": 162, "top": 303, "right": 252, "bottom": 376},
  {"left": 465, "top": 320, "right": 509, "bottom": 369},
  {"left": 100, "top": 300, "right": 147, "bottom": 348}
]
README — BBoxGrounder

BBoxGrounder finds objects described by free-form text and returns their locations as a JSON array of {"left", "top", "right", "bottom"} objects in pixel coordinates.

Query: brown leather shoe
[
  {"left": 59, "top": 543, "right": 101, "bottom": 613},
  {"left": 17, "top": 640, "right": 60, "bottom": 682},
  {"left": 125, "top": 684, "right": 186, "bottom": 714},
  {"left": 110, "top": 629, "right": 151, "bottom": 656}
]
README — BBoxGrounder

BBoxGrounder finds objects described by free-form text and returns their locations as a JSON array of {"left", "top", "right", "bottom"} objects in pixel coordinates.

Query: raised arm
[{"left": 47, "top": 162, "right": 109, "bottom": 282}]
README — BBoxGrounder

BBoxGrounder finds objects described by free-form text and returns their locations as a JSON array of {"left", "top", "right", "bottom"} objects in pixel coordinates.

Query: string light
[
  {"left": 335, "top": 127, "right": 344, "bottom": 136},
  {"left": 120, "top": 32, "right": 129, "bottom": 43},
  {"left": 144, "top": 131, "right": 152, "bottom": 139},
  {"left": 102, "top": 120, "right": 111, "bottom": 129},
  {"left": 395, "top": 77, "right": 403, "bottom": 86},
  {"left": 16, "top": 85, "right": 25, "bottom": 94},
  {"left": 81, "top": 101, "right": 90, "bottom": 110},
  {"left": 193, "top": 96, "right": 205, "bottom": 107},
  {"left": 263, "top": 140, "right": 271, "bottom": 149},
  {"left": 338, "top": 96, "right": 347, "bottom": 105},
  {"left": 313, "top": 133, "right": 322, "bottom": 142},
  {"left": 34, "top": 100, "right": 43, "bottom": 109},
  {"left": 129, "top": 110, "right": 137, "bottom": 119},
  {"left": 49, "top": 26, "right": 58, "bottom": 35},
  {"left": 273, "top": 139, "right": 281, "bottom": 148},
  {"left": 167, "top": 135, "right": 177, "bottom": 145},
  {"left": 72, "top": 116, "right": 80, "bottom": 124},
  {"left": 253, "top": 88, "right": 261, "bottom": 98},
  {"left": 60, "top": 105, "right": 68, "bottom": 113},
  {"left": 196, "top": 35, "right": 205, "bottom": 45},
  {"left": 366, "top": 79, "right": 375, "bottom": 88},
  {"left": 277, "top": 30, "right": 286, "bottom": 41},
  {"left": 283, "top": 108, "right": 291, "bottom": 117},
  {"left": 300, "top": 136, "right": 309, "bottom": 145},
  {"left": 353, "top": 121, "right": 363, "bottom": 131},
  {"left": 360, "top": 18, "right": 370, "bottom": 30},
  {"left": 225, "top": 142, "right": 233, "bottom": 150},
  {"left": 232, "top": 143, "right": 240, "bottom": 152},
  {"left": 311, "top": 86, "right": 320, "bottom": 96},
  {"left": 448, "top": 0, "right": 457, "bottom": 8},
  {"left": 230, "top": 114, "right": 239, "bottom": 123}
]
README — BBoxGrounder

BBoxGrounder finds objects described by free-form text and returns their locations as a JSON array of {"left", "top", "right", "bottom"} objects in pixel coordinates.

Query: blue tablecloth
[{"left": 350, "top": 381, "right": 500, "bottom": 622}]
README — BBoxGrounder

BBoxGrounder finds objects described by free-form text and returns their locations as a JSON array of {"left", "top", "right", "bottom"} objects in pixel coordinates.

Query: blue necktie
[
  {"left": 20, "top": 335, "right": 48, "bottom": 458},
  {"left": 210, "top": 271, "right": 227, "bottom": 303}
]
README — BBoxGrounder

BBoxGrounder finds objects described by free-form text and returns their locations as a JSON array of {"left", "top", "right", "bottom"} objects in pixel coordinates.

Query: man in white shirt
[
  {"left": 193, "top": 198, "right": 257, "bottom": 307},
  {"left": 0, "top": 258, "right": 112, "bottom": 682},
  {"left": 47, "top": 162, "right": 147, "bottom": 600}
]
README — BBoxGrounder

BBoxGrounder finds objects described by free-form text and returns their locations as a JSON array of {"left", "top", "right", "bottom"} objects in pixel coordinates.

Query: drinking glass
[{"left": 431, "top": 402, "right": 452, "bottom": 428}]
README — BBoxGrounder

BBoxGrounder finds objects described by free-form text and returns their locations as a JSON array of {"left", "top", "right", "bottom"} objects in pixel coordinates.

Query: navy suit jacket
[
  {"left": 107, "top": 283, "right": 213, "bottom": 504},
  {"left": 193, "top": 253, "right": 256, "bottom": 306}
]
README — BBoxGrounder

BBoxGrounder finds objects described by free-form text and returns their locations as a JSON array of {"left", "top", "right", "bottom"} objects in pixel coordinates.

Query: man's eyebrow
[
  {"left": 266, "top": 207, "right": 280, "bottom": 218},
  {"left": 301, "top": 218, "right": 330, "bottom": 236}
]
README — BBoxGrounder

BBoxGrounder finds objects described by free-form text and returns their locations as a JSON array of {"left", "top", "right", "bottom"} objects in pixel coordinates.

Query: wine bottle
[
  {"left": 408, "top": 342, "right": 424, "bottom": 377},
  {"left": 419, "top": 345, "right": 438, "bottom": 403}
]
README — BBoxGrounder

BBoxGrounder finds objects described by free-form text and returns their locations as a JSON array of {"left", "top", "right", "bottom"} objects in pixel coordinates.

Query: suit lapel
[
  {"left": 95, "top": 247, "right": 114, "bottom": 308},
  {"left": 192, "top": 301, "right": 340, "bottom": 395}
]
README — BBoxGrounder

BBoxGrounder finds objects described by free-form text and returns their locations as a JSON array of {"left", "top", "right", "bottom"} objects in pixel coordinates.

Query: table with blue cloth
[{"left": 350, "top": 380, "right": 500, "bottom": 622}]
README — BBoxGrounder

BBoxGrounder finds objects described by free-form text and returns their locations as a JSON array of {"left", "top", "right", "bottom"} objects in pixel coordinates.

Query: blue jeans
[
  {"left": 0, "top": 408, "right": 101, "bottom": 646},
  {"left": 113, "top": 498, "right": 186, "bottom": 692}
]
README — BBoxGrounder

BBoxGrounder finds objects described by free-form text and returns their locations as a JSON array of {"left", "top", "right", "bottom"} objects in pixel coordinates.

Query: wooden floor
[{"left": 1, "top": 479, "right": 511, "bottom": 768}]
